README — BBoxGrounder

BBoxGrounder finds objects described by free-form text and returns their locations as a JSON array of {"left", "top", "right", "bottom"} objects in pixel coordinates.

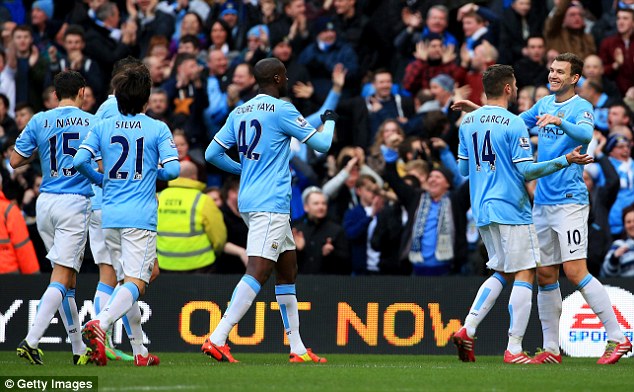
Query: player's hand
[
  {"left": 565, "top": 146, "right": 593, "bottom": 166},
  {"left": 320, "top": 109, "right": 339, "bottom": 123},
  {"left": 451, "top": 99, "right": 479, "bottom": 113},
  {"left": 536, "top": 114, "right": 562, "bottom": 128}
]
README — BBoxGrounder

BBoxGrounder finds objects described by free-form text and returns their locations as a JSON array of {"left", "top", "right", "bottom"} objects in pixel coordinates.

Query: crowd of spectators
[{"left": 3, "top": 0, "right": 634, "bottom": 277}]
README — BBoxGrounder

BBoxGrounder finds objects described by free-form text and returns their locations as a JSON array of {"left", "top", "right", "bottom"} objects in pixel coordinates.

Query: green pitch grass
[{"left": 0, "top": 352, "right": 631, "bottom": 391}]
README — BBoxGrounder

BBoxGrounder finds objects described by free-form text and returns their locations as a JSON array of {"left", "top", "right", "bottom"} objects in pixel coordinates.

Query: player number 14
[{"left": 471, "top": 130, "right": 497, "bottom": 171}]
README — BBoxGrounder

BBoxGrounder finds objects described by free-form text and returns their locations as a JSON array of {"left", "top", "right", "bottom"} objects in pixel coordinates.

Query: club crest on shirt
[
  {"left": 557, "top": 111, "right": 565, "bottom": 118},
  {"left": 519, "top": 137, "right": 530, "bottom": 150},
  {"left": 296, "top": 116, "right": 308, "bottom": 128},
  {"left": 271, "top": 241, "right": 279, "bottom": 250}
]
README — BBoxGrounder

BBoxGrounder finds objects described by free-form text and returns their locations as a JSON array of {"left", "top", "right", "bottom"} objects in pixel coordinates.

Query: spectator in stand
[
  {"left": 84, "top": 1, "right": 139, "bottom": 83},
  {"left": 143, "top": 55, "right": 169, "bottom": 87},
  {"left": 162, "top": 52, "right": 209, "bottom": 159},
  {"left": 0, "top": 173, "right": 39, "bottom": 274},
  {"left": 380, "top": 141, "right": 459, "bottom": 276},
  {"left": 343, "top": 175, "right": 384, "bottom": 275},
  {"left": 41, "top": 86, "right": 57, "bottom": 110},
  {"left": 332, "top": 0, "right": 373, "bottom": 76},
  {"left": 578, "top": 78, "right": 623, "bottom": 134},
  {"left": 602, "top": 204, "right": 634, "bottom": 277},
  {"left": 513, "top": 35, "right": 548, "bottom": 89},
  {"left": 323, "top": 147, "right": 383, "bottom": 223},
  {"left": 585, "top": 133, "right": 620, "bottom": 276},
  {"left": 298, "top": 17, "right": 359, "bottom": 103},
  {"left": 81, "top": 85, "right": 97, "bottom": 113},
  {"left": 428, "top": 74, "right": 462, "bottom": 154},
  {"left": 271, "top": 36, "right": 311, "bottom": 114},
  {"left": 157, "top": 161, "right": 226, "bottom": 274},
  {"left": 457, "top": 3, "right": 500, "bottom": 62},
  {"left": 607, "top": 103, "right": 632, "bottom": 130},
  {"left": 214, "top": 0, "right": 254, "bottom": 53},
  {"left": 367, "top": 118, "right": 406, "bottom": 176},
  {"left": 498, "top": 0, "right": 547, "bottom": 65},
  {"left": 126, "top": 0, "right": 175, "bottom": 58},
  {"left": 293, "top": 186, "right": 350, "bottom": 275},
  {"left": 230, "top": 62, "right": 258, "bottom": 104},
  {"left": 232, "top": 24, "right": 270, "bottom": 68},
  {"left": 591, "top": 0, "right": 634, "bottom": 45},
  {"left": 582, "top": 54, "right": 622, "bottom": 101},
  {"left": 214, "top": 176, "right": 248, "bottom": 274},
  {"left": 402, "top": 34, "right": 466, "bottom": 96},
  {"left": 203, "top": 49, "right": 231, "bottom": 137},
  {"left": 0, "top": 46, "right": 16, "bottom": 117},
  {"left": 177, "top": 34, "right": 205, "bottom": 66},
  {"left": 47, "top": 25, "right": 105, "bottom": 103},
  {"left": 543, "top": 0, "right": 595, "bottom": 60},
  {"left": 0, "top": 93, "right": 17, "bottom": 147},
  {"left": 598, "top": 132, "right": 634, "bottom": 238},
  {"left": 30, "top": 0, "right": 63, "bottom": 60},
  {"left": 146, "top": 87, "right": 172, "bottom": 127},
  {"left": 169, "top": 11, "right": 207, "bottom": 57},
  {"left": 10, "top": 24, "right": 47, "bottom": 112},
  {"left": 461, "top": 41, "right": 498, "bottom": 106},
  {"left": 268, "top": 0, "right": 311, "bottom": 55},
  {"left": 173, "top": 129, "right": 206, "bottom": 184},
  {"left": 599, "top": 7, "right": 634, "bottom": 96},
  {"left": 14, "top": 103, "right": 33, "bottom": 133},
  {"left": 207, "top": 19, "right": 236, "bottom": 61}
]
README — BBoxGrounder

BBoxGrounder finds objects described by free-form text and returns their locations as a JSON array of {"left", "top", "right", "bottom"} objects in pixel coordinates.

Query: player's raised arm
[
  {"left": 515, "top": 146, "right": 593, "bottom": 181},
  {"left": 304, "top": 110, "right": 338, "bottom": 153},
  {"left": 535, "top": 112, "right": 593, "bottom": 144}
]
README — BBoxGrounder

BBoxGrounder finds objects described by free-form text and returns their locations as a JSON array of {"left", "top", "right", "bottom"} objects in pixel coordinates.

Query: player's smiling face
[{"left": 548, "top": 60, "right": 577, "bottom": 95}]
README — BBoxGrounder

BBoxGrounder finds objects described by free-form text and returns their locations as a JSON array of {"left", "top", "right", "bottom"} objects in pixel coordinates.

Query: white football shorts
[
  {"left": 89, "top": 209, "right": 124, "bottom": 281},
  {"left": 533, "top": 204, "right": 589, "bottom": 266},
  {"left": 480, "top": 223, "right": 540, "bottom": 273},
  {"left": 104, "top": 228, "right": 156, "bottom": 283},
  {"left": 36, "top": 192, "right": 91, "bottom": 272},
  {"left": 240, "top": 212, "right": 295, "bottom": 262}
]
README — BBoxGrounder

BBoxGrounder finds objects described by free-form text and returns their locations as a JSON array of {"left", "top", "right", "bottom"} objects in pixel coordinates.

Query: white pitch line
[{"left": 101, "top": 385, "right": 202, "bottom": 391}]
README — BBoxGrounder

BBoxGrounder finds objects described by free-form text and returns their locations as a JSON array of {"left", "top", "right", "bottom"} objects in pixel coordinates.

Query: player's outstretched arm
[
  {"left": 73, "top": 148, "right": 105, "bottom": 186},
  {"left": 451, "top": 99, "right": 480, "bottom": 113},
  {"left": 157, "top": 159, "right": 180, "bottom": 181},
  {"left": 304, "top": 111, "right": 338, "bottom": 153},
  {"left": 515, "top": 146, "right": 593, "bottom": 181},
  {"left": 205, "top": 140, "right": 241, "bottom": 175}
]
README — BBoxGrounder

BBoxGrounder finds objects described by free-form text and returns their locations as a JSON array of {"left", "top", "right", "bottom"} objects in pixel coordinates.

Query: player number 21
[
  {"left": 109, "top": 136, "right": 144, "bottom": 180},
  {"left": 238, "top": 119, "right": 261, "bottom": 161},
  {"left": 471, "top": 130, "right": 497, "bottom": 171}
]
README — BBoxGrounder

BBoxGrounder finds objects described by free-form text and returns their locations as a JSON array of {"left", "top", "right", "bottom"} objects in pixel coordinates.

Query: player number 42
[{"left": 238, "top": 119, "right": 262, "bottom": 161}]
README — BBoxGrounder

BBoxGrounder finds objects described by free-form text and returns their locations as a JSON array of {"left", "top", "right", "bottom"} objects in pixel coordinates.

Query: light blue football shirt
[
  {"left": 214, "top": 94, "right": 318, "bottom": 213},
  {"left": 90, "top": 94, "right": 120, "bottom": 210},
  {"left": 520, "top": 94, "right": 594, "bottom": 205},
  {"left": 14, "top": 106, "right": 95, "bottom": 196},
  {"left": 79, "top": 113, "right": 178, "bottom": 230},
  {"left": 458, "top": 106, "right": 534, "bottom": 227}
]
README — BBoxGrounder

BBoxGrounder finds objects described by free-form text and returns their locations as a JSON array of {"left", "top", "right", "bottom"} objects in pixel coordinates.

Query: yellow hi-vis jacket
[{"left": 157, "top": 177, "right": 227, "bottom": 271}]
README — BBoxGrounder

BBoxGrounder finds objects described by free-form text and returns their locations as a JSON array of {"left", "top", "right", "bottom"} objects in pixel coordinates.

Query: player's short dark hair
[
  {"left": 554, "top": 52, "right": 584, "bottom": 80},
  {"left": 54, "top": 70, "right": 87, "bottom": 100},
  {"left": 112, "top": 56, "right": 144, "bottom": 78},
  {"left": 253, "top": 58, "right": 282, "bottom": 86},
  {"left": 64, "top": 24, "right": 85, "bottom": 40},
  {"left": 114, "top": 64, "right": 152, "bottom": 116},
  {"left": 482, "top": 64, "right": 515, "bottom": 98}
]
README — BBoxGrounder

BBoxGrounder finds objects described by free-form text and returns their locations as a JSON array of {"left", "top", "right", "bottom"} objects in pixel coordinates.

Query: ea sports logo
[{"left": 560, "top": 286, "right": 634, "bottom": 357}]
